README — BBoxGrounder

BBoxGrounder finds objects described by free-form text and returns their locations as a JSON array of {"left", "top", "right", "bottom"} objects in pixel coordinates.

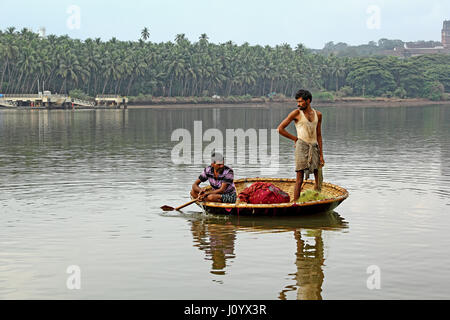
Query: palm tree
[
  {"left": 35, "top": 48, "right": 52, "bottom": 92},
  {"left": 141, "top": 27, "right": 150, "bottom": 41},
  {"left": 57, "top": 52, "right": 88, "bottom": 93},
  {"left": 15, "top": 47, "right": 37, "bottom": 93},
  {"left": 199, "top": 33, "right": 209, "bottom": 45},
  {"left": 175, "top": 33, "right": 187, "bottom": 45},
  {"left": 331, "top": 58, "right": 346, "bottom": 92},
  {"left": 125, "top": 50, "right": 147, "bottom": 95},
  {"left": 0, "top": 41, "right": 19, "bottom": 90},
  {"left": 6, "top": 27, "right": 16, "bottom": 34},
  {"left": 166, "top": 50, "right": 186, "bottom": 96},
  {"left": 82, "top": 40, "right": 101, "bottom": 95},
  {"left": 101, "top": 51, "right": 124, "bottom": 94}
]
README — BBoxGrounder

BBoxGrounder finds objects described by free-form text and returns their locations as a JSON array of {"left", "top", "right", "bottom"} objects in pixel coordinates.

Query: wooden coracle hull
[{"left": 196, "top": 177, "right": 349, "bottom": 216}]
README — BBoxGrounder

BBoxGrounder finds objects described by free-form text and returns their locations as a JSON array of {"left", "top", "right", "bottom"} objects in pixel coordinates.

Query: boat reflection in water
[{"left": 188, "top": 211, "right": 348, "bottom": 300}]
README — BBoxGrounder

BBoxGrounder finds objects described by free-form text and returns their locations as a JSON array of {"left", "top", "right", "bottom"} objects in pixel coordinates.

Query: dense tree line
[{"left": 0, "top": 27, "right": 449, "bottom": 100}]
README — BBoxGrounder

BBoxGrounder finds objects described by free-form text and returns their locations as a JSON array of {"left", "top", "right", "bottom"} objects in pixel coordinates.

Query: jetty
[
  {"left": 0, "top": 92, "right": 127, "bottom": 110},
  {"left": 95, "top": 95, "right": 128, "bottom": 108}
]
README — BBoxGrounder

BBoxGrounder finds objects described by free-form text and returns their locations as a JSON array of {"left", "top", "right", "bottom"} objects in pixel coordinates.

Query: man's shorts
[{"left": 221, "top": 192, "right": 237, "bottom": 203}]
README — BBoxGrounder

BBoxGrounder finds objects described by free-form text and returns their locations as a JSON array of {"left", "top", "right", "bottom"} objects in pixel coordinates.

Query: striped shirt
[{"left": 199, "top": 165, "right": 236, "bottom": 194}]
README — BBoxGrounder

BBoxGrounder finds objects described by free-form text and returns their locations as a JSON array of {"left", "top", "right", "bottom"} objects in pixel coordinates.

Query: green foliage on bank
[
  {"left": 0, "top": 28, "right": 448, "bottom": 101},
  {"left": 312, "top": 91, "right": 335, "bottom": 101},
  {"left": 128, "top": 94, "right": 271, "bottom": 105},
  {"left": 68, "top": 89, "right": 93, "bottom": 101}
]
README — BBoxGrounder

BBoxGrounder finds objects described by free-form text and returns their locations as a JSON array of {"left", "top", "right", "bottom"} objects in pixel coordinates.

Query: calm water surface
[{"left": 0, "top": 104, "right": 449, "bottom": 299}]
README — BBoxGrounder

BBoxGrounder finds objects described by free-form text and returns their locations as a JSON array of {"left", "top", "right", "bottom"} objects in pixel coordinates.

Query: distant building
[
  {"left": 390, "top": 20, "right": 450, "bottom": 57},
  {"left": 404, "top": 41, "right": 441, "bottom": 49},
  {"left": 38, "top": 27, "right": 46, "bottom": 38},
  {"left": 442, "top": 20, "right": 450, "bottom": 48}
]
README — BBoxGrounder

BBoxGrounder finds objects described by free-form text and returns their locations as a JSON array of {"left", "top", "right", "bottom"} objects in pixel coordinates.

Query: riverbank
[
  {"left": 127, "top": 96, "right": 450, "bottom": 109},
  {"left": 315, "top": 97, "right": 450, "bottom": 107},
  {"left": 1, "top": 96, "right": 448, "bottom": 111}
]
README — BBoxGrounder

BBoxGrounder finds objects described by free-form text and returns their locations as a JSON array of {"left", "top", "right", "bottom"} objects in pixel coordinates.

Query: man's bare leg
[
  {"left": 313, "top": 169, "right": 319, "bottom": 191},
  {"left": 294, "top": 170, "right": 304, "bottom": 202},
  {"left": 203, "top": 194, "right": 222, "bottom": 203}
]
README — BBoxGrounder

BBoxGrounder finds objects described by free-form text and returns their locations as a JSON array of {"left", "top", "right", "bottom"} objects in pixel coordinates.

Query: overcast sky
[{"left": 0, "top": 0, "right": 448, "bottom": 49}]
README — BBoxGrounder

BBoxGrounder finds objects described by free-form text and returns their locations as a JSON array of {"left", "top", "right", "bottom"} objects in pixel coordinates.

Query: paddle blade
[{"left": 160, "top": 205, "right": 175, "bottom": 211}]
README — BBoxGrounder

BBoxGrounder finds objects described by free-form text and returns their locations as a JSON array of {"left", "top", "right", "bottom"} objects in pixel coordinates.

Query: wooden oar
[{"left": 161, "top": 197, "right": 200, "bottom": 212}]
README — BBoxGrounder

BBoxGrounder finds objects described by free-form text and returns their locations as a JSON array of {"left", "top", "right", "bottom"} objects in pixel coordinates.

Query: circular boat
[{"left": 195, "top": 177, "right": 349, "bottom": 216}]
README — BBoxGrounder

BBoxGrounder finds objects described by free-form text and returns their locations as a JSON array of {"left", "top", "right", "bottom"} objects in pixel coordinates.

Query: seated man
[{"left": 190, "top": 152, "right": 237, "bottom": 203}]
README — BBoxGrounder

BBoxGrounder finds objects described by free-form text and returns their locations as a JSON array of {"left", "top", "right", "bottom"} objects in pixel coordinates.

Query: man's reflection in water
[
  {"left": 190, "top": 220, "right": 236, "bottom": 275},
  {"left": 278, "top": 230, "right": 324, "bottom": 300},
  {"left": 188, "top": 212, "right": 346, "bottom": 298}
]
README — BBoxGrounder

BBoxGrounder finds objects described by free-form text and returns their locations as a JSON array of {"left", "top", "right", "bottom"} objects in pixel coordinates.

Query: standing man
[
  {"left": 190, "top": 152, "right": 237, "bottom": 203},
  {"left": 277, "top": 89, "right": 325, "bottom": 202}
]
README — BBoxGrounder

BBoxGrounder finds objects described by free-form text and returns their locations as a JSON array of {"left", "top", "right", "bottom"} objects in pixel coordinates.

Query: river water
[{"left": 0, "top": 103, "right": 449, "bottom": 299}]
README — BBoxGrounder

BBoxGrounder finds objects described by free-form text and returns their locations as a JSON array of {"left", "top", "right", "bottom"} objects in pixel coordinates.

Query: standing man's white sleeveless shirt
[{"left": 294, "top": 109, "right": 318, "bottom": 144}]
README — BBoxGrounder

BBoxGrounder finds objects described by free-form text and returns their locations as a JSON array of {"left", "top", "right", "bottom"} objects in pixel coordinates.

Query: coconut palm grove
[{"left": 0, "top": 27, "right": 449, "bottom": 101}]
